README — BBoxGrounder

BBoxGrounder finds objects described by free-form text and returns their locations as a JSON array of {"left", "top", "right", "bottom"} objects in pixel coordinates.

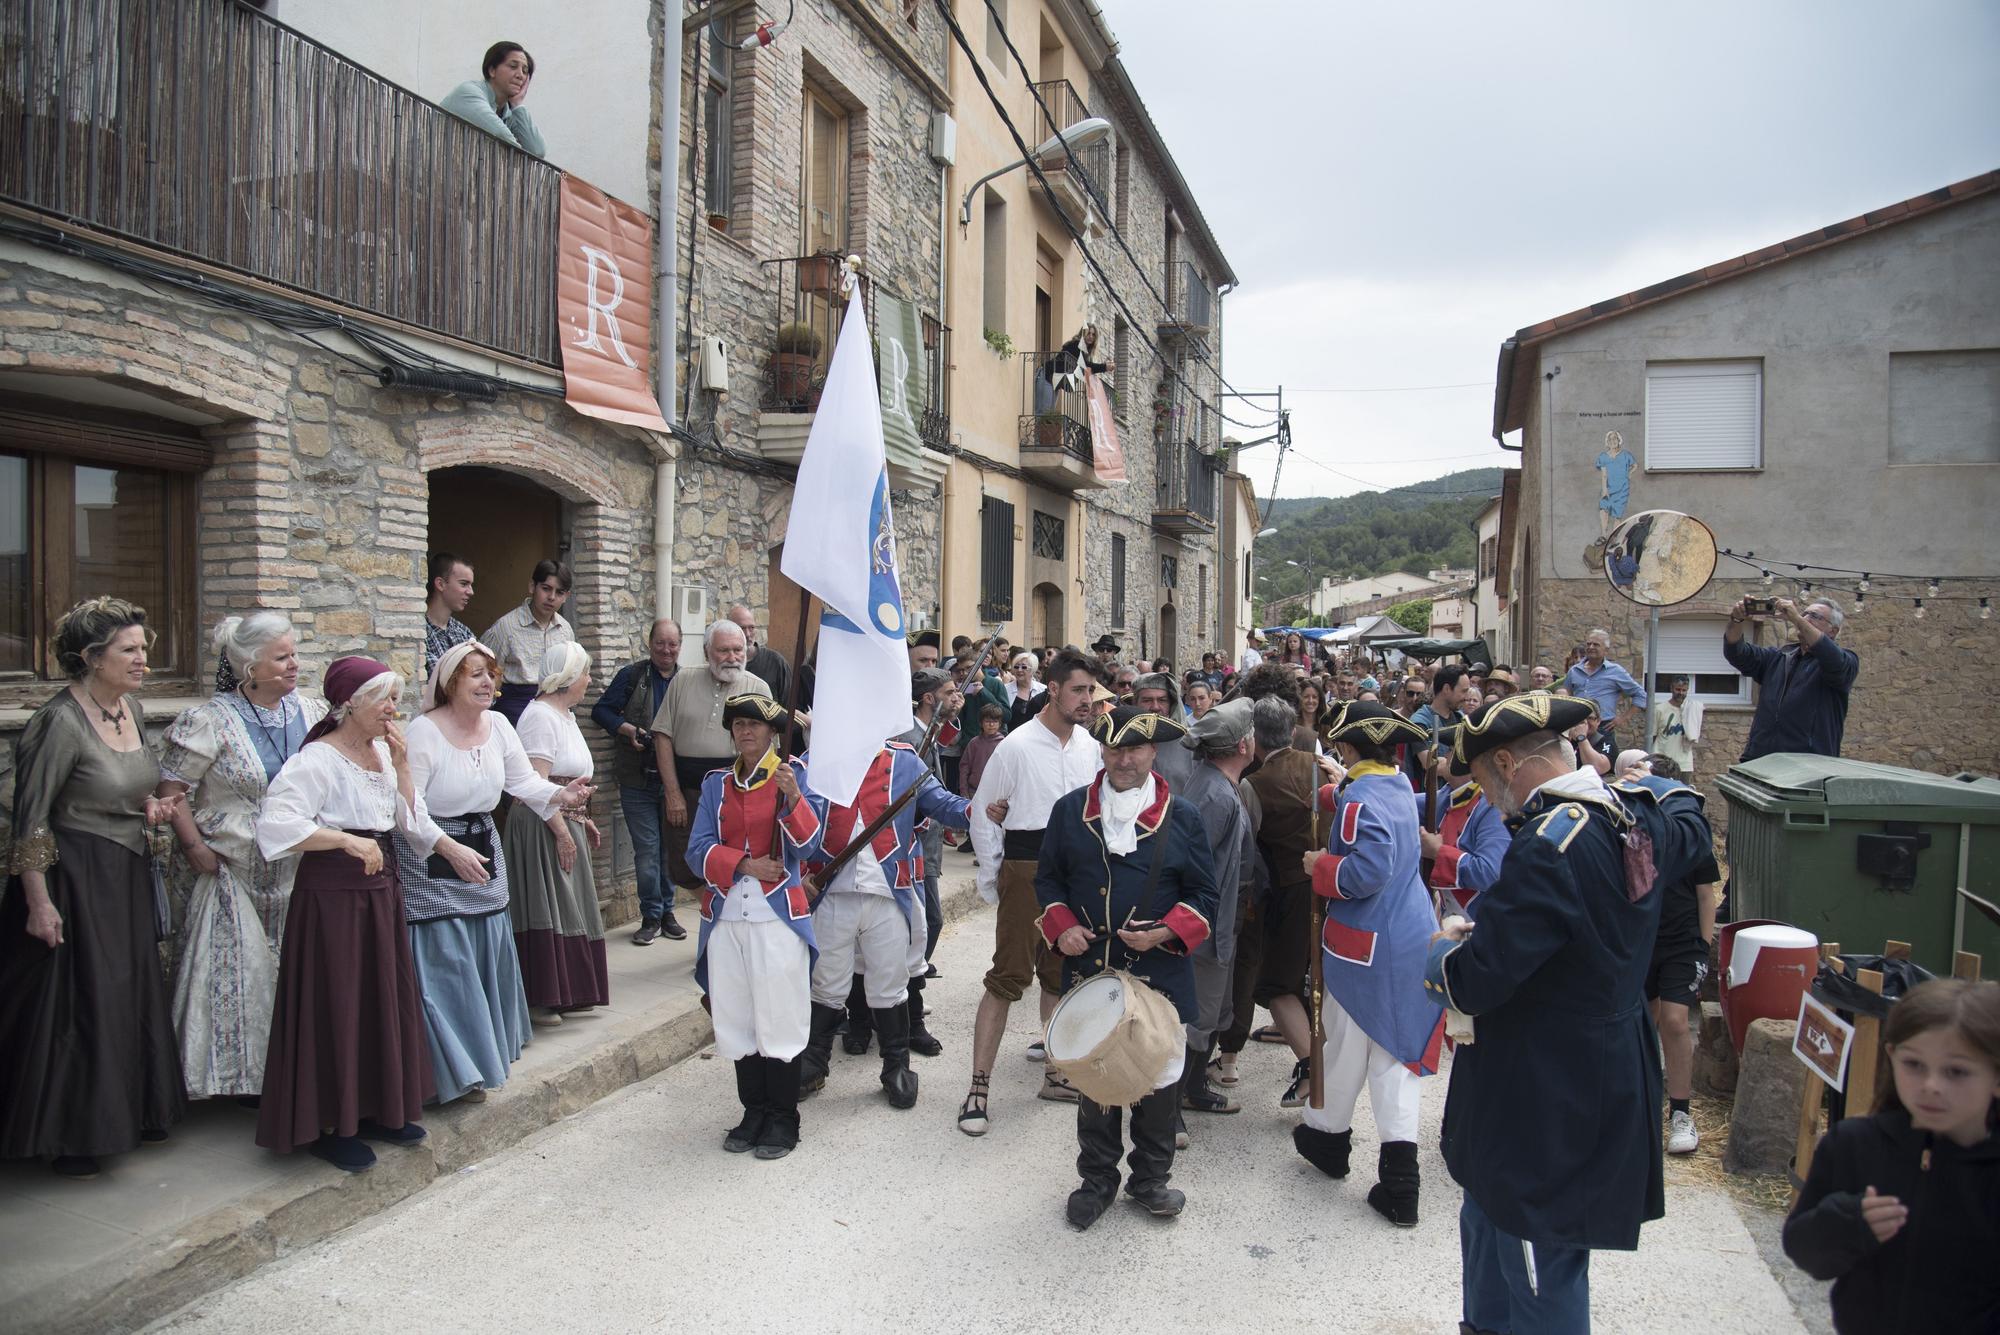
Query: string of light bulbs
[{"left": 1714, "top": 548, "right": 1992, "bottom": 621}]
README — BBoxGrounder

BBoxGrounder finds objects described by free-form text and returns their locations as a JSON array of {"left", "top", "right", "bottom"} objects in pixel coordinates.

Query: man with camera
[{"left": 1723, "top": 596, "right": 1858, "bottom": 762}]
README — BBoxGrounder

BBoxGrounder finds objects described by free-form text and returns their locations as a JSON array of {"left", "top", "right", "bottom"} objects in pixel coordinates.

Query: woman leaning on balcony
[{"left": 441, "top": 41, "right": 547, "bottom": 157}]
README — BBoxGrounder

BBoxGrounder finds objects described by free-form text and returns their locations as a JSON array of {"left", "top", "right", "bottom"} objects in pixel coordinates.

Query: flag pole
[{"left": 770, "top": 592, "right": 815, "bottom": 857}]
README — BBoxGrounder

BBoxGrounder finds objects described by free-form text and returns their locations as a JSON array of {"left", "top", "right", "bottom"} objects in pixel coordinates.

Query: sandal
[
  {"left": 1038, "top": 1070, "right": 1081, "bottom": 1103},
  {"left": 957, "top": 1072, "right": 991, "bottom": 1137},
  {"left": 1210, "top": 1054, "right": 1239, "bottom": 1086},
  {"left": 1251, "top": 1025, "right": 1286, "bottom": 1045}
]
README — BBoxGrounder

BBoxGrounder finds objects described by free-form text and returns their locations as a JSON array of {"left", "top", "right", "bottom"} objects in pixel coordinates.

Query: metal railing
[
  {"left": 920, "top": 312, "right": 951, "bottom": 450},
  {"left": 1029, "top": 80, "right": 1110, "bottom": 211},
  {"left": 1019, "top": 347, "right": 1093, "bottom": 462},
  {"left": 1154, "top": 439, "right": 1219, "bottom": 523},
  {"left": 759, "top": 254, "right": 947, "bottom": 443},
  {"left": 0, "top": 0, "right": 567, "bottom": 365},
  {"left": 1163, "top": 259, "right": 1212, "bottom": 331}
]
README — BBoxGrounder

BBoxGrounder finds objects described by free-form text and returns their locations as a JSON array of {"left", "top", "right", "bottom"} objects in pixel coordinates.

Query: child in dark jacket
[
  {"left": 1783, "top": 977, "right": 2000, "bottom": 1334},
  {"left": 958, "top": 704, "right": 1005, "bottom": 799}
]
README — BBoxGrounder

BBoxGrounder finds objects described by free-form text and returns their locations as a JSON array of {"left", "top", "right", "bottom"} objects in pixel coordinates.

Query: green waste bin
[{"left": 1717, "top": 755, "right": 2000, "bottom": 976}]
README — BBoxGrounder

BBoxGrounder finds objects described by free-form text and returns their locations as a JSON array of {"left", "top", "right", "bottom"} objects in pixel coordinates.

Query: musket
[
  {"left": 800, "top": 624, "right": 1004, "bottom": 906},
  {"left": 1308, "top": 763, "right": 1327, "bottom": 1111}
]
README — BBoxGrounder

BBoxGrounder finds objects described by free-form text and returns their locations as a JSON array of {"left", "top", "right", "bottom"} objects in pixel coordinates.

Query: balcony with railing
[
  {"left": 1017, "top": 348, "right": 1107, "bottom": 493},
  {"left": 1027, "top": 80, "right": 1111, "bottom": 231},
  {"left": 755, "top": 252, "right": 949, "bottom": 489},
  {"left": 1159, "top": 260, "right": 1213, "bottom": 341},
  {"left": 0, "top": 0, "right": 567, "bottom": 366},
  {"left": 1153, "top": 438, "right": 1220, "bottom": 535}
]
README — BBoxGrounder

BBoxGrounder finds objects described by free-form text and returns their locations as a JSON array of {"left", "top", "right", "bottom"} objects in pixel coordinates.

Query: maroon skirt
[{"left": 256, "top": 834, "right": 433, "bottom": 1153}]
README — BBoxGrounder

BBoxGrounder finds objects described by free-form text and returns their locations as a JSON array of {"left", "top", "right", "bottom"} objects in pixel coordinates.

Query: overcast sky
[{"left": 1107, "top": 0, "right": 2000, "bottom": 501}]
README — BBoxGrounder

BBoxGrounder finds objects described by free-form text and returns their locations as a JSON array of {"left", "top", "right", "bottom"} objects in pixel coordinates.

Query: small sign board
[{"left": 1793, "top": 991, "right": 1855, "bottom": 1092}]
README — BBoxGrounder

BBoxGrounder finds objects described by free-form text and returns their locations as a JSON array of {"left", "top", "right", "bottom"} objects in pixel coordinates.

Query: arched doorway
[
  {"left": 1032, "top": 581, "right": 1064, "bottom": 650},
  {"left": 1158, "top": 603, "right": 1177, "bottom": 668},
  {"left": 428, "top": 465, "right": 567, "bottom": 633}
]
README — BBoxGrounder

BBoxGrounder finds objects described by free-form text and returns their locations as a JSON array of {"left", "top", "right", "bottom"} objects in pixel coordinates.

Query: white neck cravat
[{"left": 1100, "top": 774, "right": 1155, "bottom": 856}]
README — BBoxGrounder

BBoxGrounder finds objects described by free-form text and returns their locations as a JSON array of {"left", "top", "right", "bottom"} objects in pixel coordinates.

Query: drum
[
  {"left": 1043, "top": 969, "right": 1181, "bottom": 1107},
  {"left": 1719, "top": 919, "right": 1820, "bottom": 1053}
]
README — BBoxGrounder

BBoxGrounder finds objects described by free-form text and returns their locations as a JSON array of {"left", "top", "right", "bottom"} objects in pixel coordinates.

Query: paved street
[{"left": 151, "top": 893, "right": 1810, "bottom": 1335}]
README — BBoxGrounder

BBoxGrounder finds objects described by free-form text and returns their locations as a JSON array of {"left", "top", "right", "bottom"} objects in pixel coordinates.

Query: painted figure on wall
[{"left": 1596, "top": 430, "right": 1636, "bottom": 540}]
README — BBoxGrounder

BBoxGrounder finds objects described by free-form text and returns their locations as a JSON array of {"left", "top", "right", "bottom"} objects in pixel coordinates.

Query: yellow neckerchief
[
  {"left": 1344, "top": 759, "right": 1400, "bottom": 783},
  {"left": 1450, "top": 780, "right": 1484, "bottom": 809},
  {"left": 730, "top": 746, "right": 779, "bottom": 791}
]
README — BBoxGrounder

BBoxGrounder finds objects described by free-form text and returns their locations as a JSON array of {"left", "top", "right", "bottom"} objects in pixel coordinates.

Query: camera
[{"left": 1742, "top": 597, "right": 1777, "bottom": 616}]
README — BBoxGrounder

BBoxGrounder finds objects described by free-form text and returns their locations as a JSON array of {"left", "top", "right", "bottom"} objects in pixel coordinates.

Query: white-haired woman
[
  {"left": 1003, "top": 650, "right": 1045, "bottom": 732},
  {"left": 396, "top": 642, "right": 588, "bottom": 1103},
  {"left": 505, "top": 643, "right": 604, "bottom": 1023},
  {"left": 0, "top": 598, "right": 186, "bottom": 1179},
  {"left": 156, "top": 613, "right": 327, "bottom": 1103},
  {"left": 253, "top": 658, "right": 431, "bottom": 1173}
]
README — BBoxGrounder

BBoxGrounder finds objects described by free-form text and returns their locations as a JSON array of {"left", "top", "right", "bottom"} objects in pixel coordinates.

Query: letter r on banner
[{"left": 574, "top": 244, "right": 638, "bottom": 369}]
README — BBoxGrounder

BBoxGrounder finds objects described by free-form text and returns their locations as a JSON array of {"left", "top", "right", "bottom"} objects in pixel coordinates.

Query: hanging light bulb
[
  {"left": 1928, "top": 579, "right": 1941, "bottom": 598},
  {"left": 1852, "top": 594, "right": 1865, "bottom": 616},
  {"left": 1857, "top": 574, "right": 1870, "bottom": 593},
  {"left": 1762, "top": 570, "right": 1775, "bottom": 587},
  {"left": 1914, "top": 599, "right": 1927, "bottom": 621},
  {"left": 1982, "top": 598, "right": 1992, "bottom": 622},
  {"left": 1801, "top": 582, "right": 1813, "bottom": 596}
]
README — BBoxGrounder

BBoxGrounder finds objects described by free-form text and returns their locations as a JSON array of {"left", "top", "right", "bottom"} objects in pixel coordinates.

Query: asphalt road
[{"left": 150, "top": 891, "right": 1812, "bottom": 1335}]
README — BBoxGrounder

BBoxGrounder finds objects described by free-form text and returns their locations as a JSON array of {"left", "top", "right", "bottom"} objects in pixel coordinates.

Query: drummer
[{"left": 1034, "top": 705, "right": 1219, "bottom": 1231}]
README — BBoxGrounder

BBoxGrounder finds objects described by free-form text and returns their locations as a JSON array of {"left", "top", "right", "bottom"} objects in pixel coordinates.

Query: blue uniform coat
[
  {"left": 798, "top": 742, "right": 971, "bottom": 925},
  {"left": 1424, "top": 774, "right": 1711, "bottom": 1250}
]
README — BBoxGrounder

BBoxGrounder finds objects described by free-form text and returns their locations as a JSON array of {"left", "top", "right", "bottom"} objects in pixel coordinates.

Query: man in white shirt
[
  {"left": 1240, "top": 629, "right": 1266, "bottom": 674},
  {"left": 958, "top": 649, "right": 1102, "bottom": 1136},
  {"left": 1650, "top": 675, "right": 1702, "bottom": 778}
]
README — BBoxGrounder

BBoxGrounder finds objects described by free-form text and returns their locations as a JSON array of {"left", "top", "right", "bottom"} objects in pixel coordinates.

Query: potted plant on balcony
[
  {"left": 797, "top": 254, "right": 844, "bottom": 295},
  {"left": 1033, "top": 411, "right": 1068, "bottom": 448},
  {"left": 771, "top": 322, "right": 823, "bottom": 408}
]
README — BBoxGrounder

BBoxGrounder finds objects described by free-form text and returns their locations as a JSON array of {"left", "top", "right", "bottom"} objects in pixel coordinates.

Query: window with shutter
[
  {"left": 801, "top": 87, "right": 848, "bottom": 255},
  {"left": 1654, "top": 615, "right": 1750, "bottom": 704},
  {"left": 1644, "top": 361, "right": 1762, "bottom": 470},
  {"left": 979, "top": 497, "right": 1015, "bottom": 621}
]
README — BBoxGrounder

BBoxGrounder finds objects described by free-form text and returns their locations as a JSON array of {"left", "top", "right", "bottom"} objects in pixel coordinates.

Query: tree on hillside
[{"left": 1386, "top": 598, "right": 1432, "bottom": 634}]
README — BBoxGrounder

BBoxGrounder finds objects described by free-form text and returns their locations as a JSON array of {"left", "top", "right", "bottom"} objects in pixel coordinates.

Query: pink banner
[
  {"left": 556, "top": 175, "right": 669, "bottom": 431},
  {"left": 1085, "top": 369, "right": 1126, "bottom": 483}
]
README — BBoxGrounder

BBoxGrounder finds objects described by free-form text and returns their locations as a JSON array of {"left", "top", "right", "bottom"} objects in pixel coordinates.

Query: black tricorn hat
[
  {"left": 1323, "top": 701, "right": 1427, "bottom": 749},
  {"left": 1092, "top": 704, "right": 1186, "bottom": 749},
  {"left": 1452, "top": 694, "right": 1598, "bottom": 769},
  {"left": 722, "top": 693, "right": 791, "bottom": 728}
]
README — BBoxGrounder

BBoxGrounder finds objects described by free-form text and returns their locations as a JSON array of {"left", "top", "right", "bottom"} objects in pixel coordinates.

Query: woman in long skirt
[
  {"left": 156, "top": 612, "right": 325, "bottom": 1101},
  {"left": 0, "top": 598, "right": 186, "bottom": 1179},
  {"left": 254, "top": 658, "right": 432, "bottom": 1173},
  {"left": 398, "top": 641, "right": 588, "bottom": 1102},
  {"left": 505, "top": 644, "right": 605, "bottom": 1025}
]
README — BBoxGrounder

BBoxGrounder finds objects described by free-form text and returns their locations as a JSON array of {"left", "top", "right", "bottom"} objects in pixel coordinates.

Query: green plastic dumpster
[{"left": 1716, "top": 755, "right": 2000, "bottom": 976}]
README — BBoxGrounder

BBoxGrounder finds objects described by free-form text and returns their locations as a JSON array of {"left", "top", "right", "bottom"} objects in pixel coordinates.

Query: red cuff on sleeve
[
  {"left": 1037, "top": 903, "right": 1081, "bottom": 947},
  {"left": 1316, "top": 783, "right": 1338, "bottom": 813},
  {"left": 1162, "top": 903, "right": 1210, "bottom": 952},
  {"left": 1429, "top": 843, "right": 1464, "bottom": 888},
  {"left": 704, "top": 844, "right": 746, "bottom": 888},
  {"left": 1312, "top": 853, "right": 1348, "bottom": 900},
  {"left": 780, "top": 796, "right": 819, "bottom": 847}
]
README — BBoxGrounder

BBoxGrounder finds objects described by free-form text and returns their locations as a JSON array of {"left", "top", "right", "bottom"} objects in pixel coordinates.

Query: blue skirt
[{"left": 408, "top": 908, "right": 531, "bottom": 1103}]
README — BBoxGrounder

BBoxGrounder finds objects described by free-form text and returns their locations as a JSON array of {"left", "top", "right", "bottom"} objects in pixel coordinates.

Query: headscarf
[
  {"left": 304, "top": 656, "right": 395, "bottom": 744},
  {"left": 425, "top": 640, "right": 496, "bottom": 713}
]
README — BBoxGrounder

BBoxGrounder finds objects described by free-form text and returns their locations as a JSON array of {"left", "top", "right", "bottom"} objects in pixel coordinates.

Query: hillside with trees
[{"left": 1256, "top": 468, "right": 1507, "bottom": 605}]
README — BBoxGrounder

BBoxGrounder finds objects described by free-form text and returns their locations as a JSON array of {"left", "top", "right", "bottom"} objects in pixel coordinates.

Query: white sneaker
[
  {"left": 1667, "top": 1108, "right": 1699, "bottom": 1155},
  {"left": 1025, "top": 1041, "right": 1046, "bottom": 1062}
]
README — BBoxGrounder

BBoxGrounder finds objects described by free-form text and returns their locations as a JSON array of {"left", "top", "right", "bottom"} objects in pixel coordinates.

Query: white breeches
[
  {"left": 809, "top": 892, "right": 911, "bottom": 1009},
  {"left": 1302, "top": 996, "right": 1422, "bottom": 1142},
  {"left": 906, "top": 892, "right": 928, "bottom": 980},
  {"left": 708, "top": 918, "right": 811, "bottom": 1061}
]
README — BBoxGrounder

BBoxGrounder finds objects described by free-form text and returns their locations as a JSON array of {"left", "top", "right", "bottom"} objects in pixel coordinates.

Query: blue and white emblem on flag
[{"left": 779, "top": 287, "right": 913, "bottom": 805}]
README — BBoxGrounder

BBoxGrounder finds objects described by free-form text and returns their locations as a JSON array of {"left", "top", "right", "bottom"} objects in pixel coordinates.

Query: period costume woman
[
  {"left": 0, "top": 598, "right": 186, "bottom": 1179},
  {"left": 157, "top": 613, "right": 326, "bottom": 1100},
  {"left": 254, "top": 657, "right": 432, "bottom": 1173},
  {"left": 504, "top": 643, "right": 606, "bottom": 1022},
  {"left": 397, "top": 641, "right": 585, "bottom": 1103}
]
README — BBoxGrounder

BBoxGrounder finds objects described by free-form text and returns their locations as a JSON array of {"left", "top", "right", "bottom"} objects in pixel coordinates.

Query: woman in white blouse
[
  {"left": 1003, "top": 651, "right": 1045, "bottom": 732},
  {"left": 397, "top": 642, "right": 590, "bottom": 1104},
  {"left": 252, "top": 658, "right": 431, "bottom": 1174},
  {"left": 504, "top": 644, "right": 605, "bottom": 1024}
]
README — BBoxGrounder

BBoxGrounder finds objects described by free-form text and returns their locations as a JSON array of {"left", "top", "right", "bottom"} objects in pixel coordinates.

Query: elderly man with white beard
[{"left": 653, "top": 620, "right": 773, "bottom": 883}]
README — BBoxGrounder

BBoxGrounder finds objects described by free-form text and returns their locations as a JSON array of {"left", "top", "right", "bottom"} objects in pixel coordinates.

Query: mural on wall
[{"left": 1595, "top": 429, "right": 1637, "bottom": 542}]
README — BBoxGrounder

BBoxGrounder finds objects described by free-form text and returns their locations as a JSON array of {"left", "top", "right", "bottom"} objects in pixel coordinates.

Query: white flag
[{"left": 779, "top": 294, "right": 911, "bottom": 806}]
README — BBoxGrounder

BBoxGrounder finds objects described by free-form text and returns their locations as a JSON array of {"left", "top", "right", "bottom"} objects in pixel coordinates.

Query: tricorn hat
[
  {"left": 722, "top": 693, "right": 791, "bottom": 728},
  {"left": 1092, "top": 704, "right": 1187, "bottom": 750},
  {"left": 1452, "top": 694, "right": 1598, "bottom": 769},
  {"left": 1322, "top": 701, "right": 1427, "bottom": 750}
]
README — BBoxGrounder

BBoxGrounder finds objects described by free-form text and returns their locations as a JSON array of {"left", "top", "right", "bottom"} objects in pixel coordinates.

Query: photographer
[
  {"left": 591, "top": 619, "right": 686, "bottom": 943},
  {"left": 1723, "top": 596, "right": 1858, "bottom": 762}
]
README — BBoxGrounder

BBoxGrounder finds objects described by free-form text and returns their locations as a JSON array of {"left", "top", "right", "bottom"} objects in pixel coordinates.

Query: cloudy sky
[{"left": 1108, "top": 1, "right": 2000, "bottom": 500}]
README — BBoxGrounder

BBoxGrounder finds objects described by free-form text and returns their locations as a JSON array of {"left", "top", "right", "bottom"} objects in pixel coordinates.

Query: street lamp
[{"left": 958, "top": 118, "right": 1114, "bottom": 226}]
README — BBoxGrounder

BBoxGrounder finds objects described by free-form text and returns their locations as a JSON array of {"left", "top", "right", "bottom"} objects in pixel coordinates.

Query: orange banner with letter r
[{"left": 557, "top": 175, "right": 669, "bottom": 431}]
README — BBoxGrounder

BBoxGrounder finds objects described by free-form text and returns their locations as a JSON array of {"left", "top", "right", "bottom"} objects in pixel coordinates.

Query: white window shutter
[
  {"left": 1645, "top": 362, "right": 1762, "bottom": 470},
  {"left": 1655, "top": 615, "right": 1750, "bottom": 704}
]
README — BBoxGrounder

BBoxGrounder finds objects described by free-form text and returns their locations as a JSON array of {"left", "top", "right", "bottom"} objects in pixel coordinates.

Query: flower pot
[
  {"left": 1035, "top": 419, "right": 1066, "bottom": 447},
  {"left": 707, "top": 212, "right": 729, "bottom": 232},
  {"left": 772, "top": 351, "right": 816, "bottom": 407},
  {"left": 796, "top": 254, "right": 843, "bottom": 295}
]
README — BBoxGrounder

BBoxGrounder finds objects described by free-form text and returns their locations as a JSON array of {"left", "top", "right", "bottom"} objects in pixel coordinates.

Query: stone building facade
[{"left": 1495, "top": 173, "right": 2000, "bottom": 832}]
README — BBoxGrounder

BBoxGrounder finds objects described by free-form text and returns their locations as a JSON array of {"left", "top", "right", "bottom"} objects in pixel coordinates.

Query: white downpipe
[{"left": 654, "top": 6, "right": 684, "bottom": 620}]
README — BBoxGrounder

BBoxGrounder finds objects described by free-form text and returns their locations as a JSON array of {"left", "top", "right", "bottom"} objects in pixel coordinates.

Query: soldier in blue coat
[
  {"left": 795, "top": 725, "right": 970, "bottom": 1110},
  {"left": 1424, "top": 695, "right": 1711, "bottom": 1335},
  {"left": 1034, "top": 706, "right": 1219, "bottom": 1231},
  {"left": 1295, "top": 703, "right": 1445, "bottom": 1227}
]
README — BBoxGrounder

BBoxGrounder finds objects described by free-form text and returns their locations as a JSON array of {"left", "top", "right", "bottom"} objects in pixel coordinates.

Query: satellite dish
[{"left": 1601, "top": 509, "right": 1717, "bottom": 607}]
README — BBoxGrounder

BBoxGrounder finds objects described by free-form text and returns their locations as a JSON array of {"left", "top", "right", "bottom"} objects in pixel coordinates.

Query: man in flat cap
[
  {"left": 1034, "top": 705, "right": 1219, "bottom": 1229},
  {"left": 1424, "top": 694, "right": 1710, "bottom": 1334},
  {"left": 684, "top": 694, "right": 820, "bottom": 1161},
  {"left": 1171, "top": 698, "right": 1256, "bottom": 1128}
]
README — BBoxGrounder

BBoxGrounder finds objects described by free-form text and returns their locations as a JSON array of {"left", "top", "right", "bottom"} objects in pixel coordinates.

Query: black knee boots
[
  {"left": 1124, "top": 1084, "right": 1185, "bottom": 1217},
  {"left": 1366, "top": 1140, "right": 1420, "bottom": 1226},
  {"left": 873, "top": 1003, "right": 919, "bottom": 1109},
  {"left": 754, "top": 1056, "right": 801, "bottom": 1160},
  {"left": 906, "top": 975, "right": 943, "bottom": 1056},
  {"left": 801, "top": 1003, "right": 843, "bottom": 1094},
  {"left": 842, "top": 974, "right": 873, "bottom": 1054},
  {"left": 1293, "top": 1124, "right": 1353, "bottom": 1179},
  {"left": 724, "top": 1057, "right": 767, "bottom": 1153}
]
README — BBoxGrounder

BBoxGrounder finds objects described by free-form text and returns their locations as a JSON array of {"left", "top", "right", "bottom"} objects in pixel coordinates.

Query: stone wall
[{"left": 1532, "top": 574, "right": 2000, "bottom": 837}]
